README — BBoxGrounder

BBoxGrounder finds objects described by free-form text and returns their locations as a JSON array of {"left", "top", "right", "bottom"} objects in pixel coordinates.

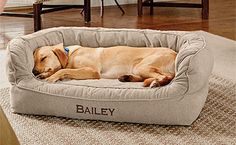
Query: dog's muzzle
[{"left": 32, "top": 69, "right": 40, "bottom": 76}]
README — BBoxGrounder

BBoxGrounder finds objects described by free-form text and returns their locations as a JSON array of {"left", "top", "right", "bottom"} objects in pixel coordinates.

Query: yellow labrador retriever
[{"left": 33, "top": 43, "right": 176, "bottom": 88}]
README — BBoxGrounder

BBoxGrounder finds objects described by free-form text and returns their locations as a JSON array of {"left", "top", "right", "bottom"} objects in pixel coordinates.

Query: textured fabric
[
  {"left": 6, "top": 27, "right": 214, "bottom": 125},
  {"left": 0, "top": 74, "right": 235, "bottom": 145}
]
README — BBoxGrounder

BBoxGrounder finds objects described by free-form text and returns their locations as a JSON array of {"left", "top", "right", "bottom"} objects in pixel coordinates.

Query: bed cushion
[{"left": 6, "top": 27, "right": 214, "bottom": 125}]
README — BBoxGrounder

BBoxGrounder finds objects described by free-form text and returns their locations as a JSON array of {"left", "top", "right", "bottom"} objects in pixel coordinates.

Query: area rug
[{"left": 0, "top": 74, "right": 235, "bottom": 145}]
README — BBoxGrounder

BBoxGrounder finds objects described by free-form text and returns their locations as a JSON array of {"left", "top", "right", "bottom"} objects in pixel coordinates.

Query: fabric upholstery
[{"left": 6, "top": 27, "right": 214, "bottom": 125}]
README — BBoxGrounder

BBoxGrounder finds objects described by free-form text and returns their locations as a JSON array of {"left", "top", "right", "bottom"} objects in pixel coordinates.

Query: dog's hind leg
[{"left": 133, "top": 66, "right": 174, "bottom": 87}]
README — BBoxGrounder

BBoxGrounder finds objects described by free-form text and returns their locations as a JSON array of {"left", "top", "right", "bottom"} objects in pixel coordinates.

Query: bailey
[{"left": 76, "top": 105, "right": 115, "bottom": 116}]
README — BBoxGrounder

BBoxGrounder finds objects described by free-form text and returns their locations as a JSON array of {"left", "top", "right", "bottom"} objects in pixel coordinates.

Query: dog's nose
[{"left": 32, "top": 69, "right": 40, "bottom": 76}]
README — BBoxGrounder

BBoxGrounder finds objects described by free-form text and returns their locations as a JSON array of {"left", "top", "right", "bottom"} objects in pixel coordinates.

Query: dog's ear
[{"left": 52, "top": 45, "right": 68, "bottom": 68}]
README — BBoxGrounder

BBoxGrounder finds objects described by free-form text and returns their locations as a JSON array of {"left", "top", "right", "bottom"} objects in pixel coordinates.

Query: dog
[{"left": 33, "top": 43, "right": 176, "bottom": 88}]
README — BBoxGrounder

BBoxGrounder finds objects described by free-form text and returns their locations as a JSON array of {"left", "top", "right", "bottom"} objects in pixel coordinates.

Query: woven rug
[{"left": 0, "top": 74, "right": 235, "bottom": 145}]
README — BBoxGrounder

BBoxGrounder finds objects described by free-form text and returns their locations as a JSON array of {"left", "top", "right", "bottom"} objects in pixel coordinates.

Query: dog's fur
[{"left": 33, "top": 43, "right": 177, "bottom": 88}]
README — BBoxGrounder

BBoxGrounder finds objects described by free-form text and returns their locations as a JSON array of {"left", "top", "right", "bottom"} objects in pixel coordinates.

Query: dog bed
[{"left": 6, "top": 27, "right": 213, "bottom": 125}]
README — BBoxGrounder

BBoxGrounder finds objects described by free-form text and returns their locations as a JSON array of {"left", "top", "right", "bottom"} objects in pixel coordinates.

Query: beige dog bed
[{"left": 6, "top": 27, "right": 213, "bottom": 125}]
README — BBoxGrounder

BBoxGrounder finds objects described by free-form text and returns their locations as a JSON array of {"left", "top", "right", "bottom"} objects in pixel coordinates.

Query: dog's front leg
[{"left": 45, "top": 67, "right": 100, "bottom": 83}]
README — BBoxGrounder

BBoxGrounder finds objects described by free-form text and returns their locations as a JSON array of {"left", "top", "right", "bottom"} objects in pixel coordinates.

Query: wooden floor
[
  {"left": 0, "top": 0, "right": 235, "bottom": 49},
  {"left": 0, "top": 106, "right": 20, "bottom": 145}
]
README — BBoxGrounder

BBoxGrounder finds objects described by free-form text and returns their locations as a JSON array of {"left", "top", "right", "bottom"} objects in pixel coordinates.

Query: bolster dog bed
[{"left": 6, "top": 27, "right": 214, "bottom": 125}]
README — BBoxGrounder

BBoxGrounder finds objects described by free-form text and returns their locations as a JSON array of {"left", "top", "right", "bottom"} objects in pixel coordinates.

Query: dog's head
[{"left": 32, "top": 43, "right": 68, "bottom": 79}]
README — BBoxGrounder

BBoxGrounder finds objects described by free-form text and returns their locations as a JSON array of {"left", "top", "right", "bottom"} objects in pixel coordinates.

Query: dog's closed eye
[{"left": 40, "top": 56, "right": 47, "bottom": 62}]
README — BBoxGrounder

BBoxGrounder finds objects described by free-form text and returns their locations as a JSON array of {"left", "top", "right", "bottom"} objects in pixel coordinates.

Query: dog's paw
[
  {"left": 149, "top": 79, "right": 160, "bottom": 88},
  {"left": 45, "top": 75, "right": 59, "bottom": 83},
  {"left": 149, "top": 76, "right": 171, "bottom": 88},
  {"left": 36, "top": 73, "right": 47, "bottom": 79},
  {"left": 118, "top": 75, "right": 133, "bottom": 82}
]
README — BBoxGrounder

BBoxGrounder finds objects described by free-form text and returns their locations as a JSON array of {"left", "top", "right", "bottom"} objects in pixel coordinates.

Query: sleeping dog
[{"left": 33, "top": 43, "right": 176, "bottom": 88}]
